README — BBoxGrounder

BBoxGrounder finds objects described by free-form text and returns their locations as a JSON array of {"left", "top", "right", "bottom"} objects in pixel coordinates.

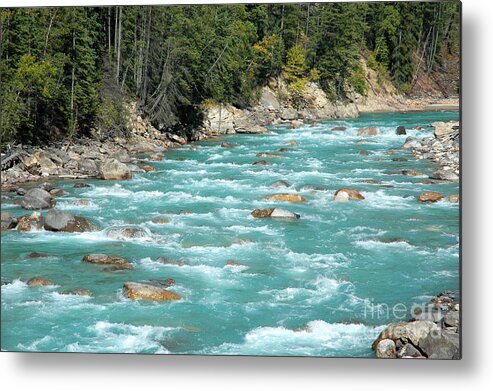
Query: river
[{"left": 1, "top": 110, "right": 460, "bottom": 356}]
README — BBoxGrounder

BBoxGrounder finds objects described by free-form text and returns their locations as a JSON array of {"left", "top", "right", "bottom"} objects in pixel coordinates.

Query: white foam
[
  {"left": 65, "top": 321, "right": 174, "bottom": 353},
  {"left": 208, "top": 320, "right": 385, "bottom": 356}
]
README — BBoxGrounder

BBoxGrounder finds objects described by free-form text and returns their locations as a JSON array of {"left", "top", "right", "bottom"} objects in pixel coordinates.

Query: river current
[{"left": 1, "top": 111, "right": 460, "bottom": 356}]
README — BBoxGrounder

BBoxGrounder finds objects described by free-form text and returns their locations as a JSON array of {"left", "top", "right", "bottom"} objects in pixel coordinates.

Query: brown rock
[
  {"left": 264, "top": 193, "right": 306, "bottom": 203},
  {"left": 17, "top": 212, "right": 43, "bottom": 232},
  {"left": 123, "top": 282, "right": 181, "bottom": 302},
  {"left": 82, "top": 253, "right": 129, "bottom": 265},
  {"left": 359, "top": 150, "right": 369, "bottom": 156},
  {"left": 149, "top": 154, "right": 164, "bottom": 161},
  {"left": 331, "top": 126, "right": 347, "bottom": 131},
  {"left": 418, "top": 192, "right": 444, "bottom": 203},
  {"left": 357, "top": 127, "right": 378, "bottom": 136},
  {"left": 251, "top": 208, "right": 275, "bottom": 218},
  {"left": 334, "top": 188, "right": 365, "bottom": 202},
  {"left": 221, "top": 143, "right": 235, "bottom": 148},
  {"left": 27, "top": 277, "right": 53, "bottom": 287},
  {"left": 73, "top": 182, "right": 90, "bottom": 188},
  {"left": 141, "top": 165, "right": 156, "bottom": 172},
  {"left": 152, "top": 217, "right": 170, "bottom": 224},
  {"left": 253, "top": 160, "right": 269, "bottom": 165}
]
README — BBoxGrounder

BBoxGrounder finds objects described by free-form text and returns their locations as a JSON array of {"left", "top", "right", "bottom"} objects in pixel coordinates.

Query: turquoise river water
[{"left": 1, "top": 111, "right": 460, "bottom": 356}]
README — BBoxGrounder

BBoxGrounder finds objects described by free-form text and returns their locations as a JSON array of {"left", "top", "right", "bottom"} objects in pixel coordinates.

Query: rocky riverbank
[{"left": 372, "top": 291, "right": 460, "bottom": 359}]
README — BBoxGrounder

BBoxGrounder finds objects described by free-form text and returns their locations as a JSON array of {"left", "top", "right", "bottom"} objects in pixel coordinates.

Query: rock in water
[
  {"left": 251, "top": 208, "right": 275, "bottom": 218},
  {"left": 27, "top": 277, "right": 53, "bottom": 287},
  {"left": 429, "top": 170, "right": 459, "bottom": 182},
  {"left": 334, "top": 188, "right": 365, "bottom": 202},
  {"left": 123, "top": 282, "right": 181, "bottom": 302},
  {"left": 73, "top": 182, "right": 90, "bottom": 188},
  {"left": 100, "top": 159, "right": 132, "bottom": 180},
  {"left": 270, "top": 208, "right": 300, "bottom": 219},
  {"left": 357, "top": 127, "right": 378, "bottom": 136},
  {"left": 372, "top": 320, "right": 440, "bottom": 350},
  {"left": 256, "top": 152, "right": 284, "bottom": 158},
  {"left": 264, "top": 193, "right": 306, "bottom": 203},
  {"left": 418, "top": 192, "right": 444, "bottom": 203},
  {"left": 271, "top": 180, "right": 290, "bottom": 188},
  {"left": 448, "top": 194, "right": 460, "bottom": 203},
  {"left": 22, "top": 188, "right": 55, "bottom": 210},
  {"left": 1, "top": 212, "right": 18, "bottom": 230},
  {"left": 252, "top": 160, "right": 269, "bottom": 166},
  {"left": 331, "top": 126, "right": 347, "bottom": 131},
  {"left": 17, "top": 212, "right": 43, "bottom": 232},
  {"left": 105, "top": 226, "right": 149, "bottom": 240},
  {"left": 375, "top": 339, "right": 397, "bottom": 358},
  {"left": 82, "top": 254, "right": 129, "bottom": 265},
  {"left": 44, "top": 209, "right": 98, "bottom": 232},
  {"left": 396, "top": 126, "right": 407, "bottom": 135}
]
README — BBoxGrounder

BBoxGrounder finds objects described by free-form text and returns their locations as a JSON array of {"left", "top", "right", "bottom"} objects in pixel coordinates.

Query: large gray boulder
[
  {"left": 22, "top": 188, "right": 55, "bottom": 210},
  {"left": 100, "top": 159, "right": 132, "bottom": 180},
  {"left": 44, "top": 209, "right": 98, "bottom": 232},
  {"left": 429, "top": 170, "right": 459, "bottom": 182}
]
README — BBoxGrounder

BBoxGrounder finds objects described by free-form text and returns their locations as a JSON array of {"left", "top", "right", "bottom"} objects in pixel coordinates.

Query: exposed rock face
[
  {"left": 82, "top": 254, "right": 129, "bottom": 265},
  {"left": 22, "top": 188, "right": 55, "bottom": 210},
  {"left": 418, "top": 191, "right": 444, "bottom": 203},
  {"left": 334, "top": 188, "right": 365, "bottom": 202},
  {"left": 357, "top": 127, "right": 378, "bottom": 136},
  {"left": 432, "top": 121, "right": 459, "bottom": 138},
  {"left": 78, "top": 159, "right": 99, "bottom": 175},
  {"left": 17, "top": 212, "right": 43, "bottom": 231},
  {"left": 372, "top": 291, "right": 460, "bottom": 359},
  {"left": 375, "top": 339, "right": 397, "bottom": 358},
  {"left": 27, "top": 277, "right": 53, "bottom": 287},
  {"left": 1, "top": 212, "right": 18, "bottom": 230},
  {"left": 123, "top": 282, "right": 181, "bottom": 302},
  {"left": 100, "top": 159, "right": 132, "bottom": 180},
  {"left": 429, "top": 170, "right": 459, "bottom": 182},
  {"left": 44, "top": 210, "right": 97, "bottom": 232},
  {"left": 264, "top": 193, "right": 306, "bottom": 203}
]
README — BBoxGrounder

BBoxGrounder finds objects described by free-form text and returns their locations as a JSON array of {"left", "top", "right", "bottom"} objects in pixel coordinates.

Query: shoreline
[{"left": 0, "top": 96, "right": 459, "bottom": 191}]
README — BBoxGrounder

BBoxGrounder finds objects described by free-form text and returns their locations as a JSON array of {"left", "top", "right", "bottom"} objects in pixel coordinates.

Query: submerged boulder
[
  {"left": 105, "top": 226, "right": 149, "bottom": 240},
  {"left": 448, "top": 194, "right": 460, "bottom": 203},
  {"left": 334, "top": 188, "right": 365, "bottom": 202},
  {"left": 252, "top": 160, "right": 270, "bottom": 166},
  {"left": 256, "top": 152, "right": 284, "bottom": 158},
  {"left": 271, "top": 180, "right": 291, "bottom": 188},
  {"left": 27, "top": 277, "right": 53, "bottom": 287},
  {"left": 100, "top": 159, "right": 132, "bottom": 180},
  {"left": 44, "top": 209, "right": 98, "bottom": 232},
  {"left": 123, "top": 282, "right": 181, "bottom": 302},
  {"left": 357, "top": 127, "right": 378, "bottom": 136},
  {"left": 264, "top": 193, "right": 306, "bottom": 203},
  {"left": 22, "top": 188, "right": 55, "bottom": 210},
  {"left": 331, "top": 126, "right": 347, "bottom": 131}
]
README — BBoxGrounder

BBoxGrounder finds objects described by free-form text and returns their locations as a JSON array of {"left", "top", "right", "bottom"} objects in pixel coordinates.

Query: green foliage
[
  {"left": 351, "top": 65, "right": 368, "bottom": 96},
  {"left": 282, "top": 42, "right": 308, "bottom": 93},
  {"left": 0, "top": 3, "right": 460, "bottom": 144}
]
